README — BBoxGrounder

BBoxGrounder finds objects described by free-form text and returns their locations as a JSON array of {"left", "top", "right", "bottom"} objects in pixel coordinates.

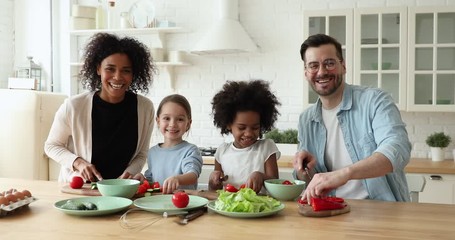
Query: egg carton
[{"left": 0, "top": 197, "right": 37, "bottom": 217}]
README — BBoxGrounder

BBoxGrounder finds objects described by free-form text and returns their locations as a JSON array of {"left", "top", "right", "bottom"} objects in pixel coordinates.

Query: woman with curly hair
[
  {"left": 208, "top": 80, "right": 281, "bottom": 193},
  {"left": 45, "top": 33, "right": 157, "bottom": 183}
]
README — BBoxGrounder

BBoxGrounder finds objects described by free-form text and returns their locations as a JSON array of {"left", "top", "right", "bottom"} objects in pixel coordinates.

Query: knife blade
[{"left": 304, "top": 167, "right": 312, "bottom": 180}]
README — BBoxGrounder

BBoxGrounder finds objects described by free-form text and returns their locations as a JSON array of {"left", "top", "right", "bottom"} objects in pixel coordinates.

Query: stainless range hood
[{"left": 190, "top": 0, "right": 258, "bottom": 55}]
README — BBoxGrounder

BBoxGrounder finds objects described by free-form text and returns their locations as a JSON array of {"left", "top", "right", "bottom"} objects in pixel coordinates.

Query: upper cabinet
[
  {"left": 407, "top": 6, "right": 455, "bottom": 112},
  {"left": 303, "top": 6, "right": 455, "bottom": 112},
  {"left": 354, "top": 7, "right": 408, "bottom": 110}
]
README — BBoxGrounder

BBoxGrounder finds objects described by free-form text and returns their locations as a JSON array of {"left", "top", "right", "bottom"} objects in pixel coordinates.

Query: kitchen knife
[{"left": 176, "top": 207, "right": 207, "bottom": 225}]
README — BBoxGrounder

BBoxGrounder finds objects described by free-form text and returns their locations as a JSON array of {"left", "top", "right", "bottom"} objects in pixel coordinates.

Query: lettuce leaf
[{"left": 214, "top": 188, "right": 281, "bottom": 213}]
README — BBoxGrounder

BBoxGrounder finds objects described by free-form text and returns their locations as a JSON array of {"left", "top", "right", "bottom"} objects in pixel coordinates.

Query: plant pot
[
  {"left": 276, "top": 143, "right": 297, "bottom": 157},
  {"left": 430, "top": 147, "right": 445, "bottom": 162}
]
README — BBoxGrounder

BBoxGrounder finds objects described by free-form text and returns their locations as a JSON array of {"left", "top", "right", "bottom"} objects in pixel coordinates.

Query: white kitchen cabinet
[
  {"left": 303, "top": 9, "right": 353, "bottom": 106},
  {"left": 407, "top": 6, "right": 455, "bottom": 111},
  {"left": 303, "top": 6, "right": 455, "bottom": 112},
  {"left": 354, "top": 7, "right": 408, "bottom": 110},
  {"left": 418, "top": 173, "right": 455, "bottom": 204}
]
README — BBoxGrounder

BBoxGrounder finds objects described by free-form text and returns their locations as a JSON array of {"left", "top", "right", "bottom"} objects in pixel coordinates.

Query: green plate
[
  {"left": 207, "top": 201, "right": 285, "bottom": 218},
  {"left": 133, "top": 195, "right": 208, "bottom": 213},
  {"left": 54, "top": 196, "right": 132, "bottom": 216}
]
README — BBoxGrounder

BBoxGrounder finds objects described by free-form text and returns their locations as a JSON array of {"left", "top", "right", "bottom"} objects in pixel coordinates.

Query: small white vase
[{"left": 430, "top": 147, "right": 445, "bottom": 162}]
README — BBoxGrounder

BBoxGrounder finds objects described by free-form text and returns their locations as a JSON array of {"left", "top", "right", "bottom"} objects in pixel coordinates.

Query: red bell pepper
[
  {"left": 325, "top": 196, "right": 345, "bottom": 203},
  {"left": 310, "top": 197, "right": 346, "bottom": 211}
]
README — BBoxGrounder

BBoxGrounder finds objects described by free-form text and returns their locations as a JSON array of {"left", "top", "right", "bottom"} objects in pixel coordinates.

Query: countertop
[
  {"left": 202, "top": 156, "right": 455, "bottom": 174},
  {"left": 1, "top": 178, "right": 455, "bottom": 239}
]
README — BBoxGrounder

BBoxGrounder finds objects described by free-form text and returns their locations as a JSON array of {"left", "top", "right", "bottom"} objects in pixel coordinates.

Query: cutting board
[
  {"left": 183, "top": 190, "right": 218, "bottom": 200},
  {"left": 60, "top": 184, "right": 101, "bottom": 196},
  {"left": 298, "top": 203, "right": 350, "bottom": 217}
]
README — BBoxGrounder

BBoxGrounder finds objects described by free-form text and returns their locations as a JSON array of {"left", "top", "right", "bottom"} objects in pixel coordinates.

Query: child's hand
[
  {"left": 208, "top": 171, "right": 223, "bottom": 191},
  {"left": 162, "top": 176, "right": 179, "bottom": 194},
  {"left": 246, "top": 171, "right": 265, "bottom": 193}
]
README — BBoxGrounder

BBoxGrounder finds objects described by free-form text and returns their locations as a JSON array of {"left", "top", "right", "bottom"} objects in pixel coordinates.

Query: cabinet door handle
[{"left": 429, "top": 175, "right": 443, "bottom": 181}]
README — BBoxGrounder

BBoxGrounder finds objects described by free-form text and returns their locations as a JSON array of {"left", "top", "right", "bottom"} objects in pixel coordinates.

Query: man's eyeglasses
[{"left": 305, "top": 59, "right": 342, "bottom": 73}]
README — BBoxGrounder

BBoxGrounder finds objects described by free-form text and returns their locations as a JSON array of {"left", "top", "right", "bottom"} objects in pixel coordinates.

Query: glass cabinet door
[
  {"left": 354, "top": 7, "right": 408, "bottom": 110},
  {"left": 303, "top": 9, "right": 353, "bottom": 105},
  {"left": 408, "top": 6, "right": 455, "bottom": 111}
]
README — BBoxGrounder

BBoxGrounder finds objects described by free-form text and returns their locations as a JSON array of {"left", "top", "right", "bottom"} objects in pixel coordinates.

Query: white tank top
[{"left": 322, "top": 105, "right": 369, "bottom": 199}]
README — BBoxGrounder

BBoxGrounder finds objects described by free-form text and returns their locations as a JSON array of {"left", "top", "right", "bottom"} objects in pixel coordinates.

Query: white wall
[
  {"left": 0, "top": 0, "right": 14, "bottom": 88},
  {"left": 0, "top": 0, "right": 52, "bottom": 90},
  {"left": 3, "top": 0, "right": 455, "bottom": 159},
  {"left": 14, "top": 0, "right": 52, "bottom": 91}
]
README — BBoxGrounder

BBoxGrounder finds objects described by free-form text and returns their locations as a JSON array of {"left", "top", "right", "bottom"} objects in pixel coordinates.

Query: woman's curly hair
[
  {"left": 211, "top": 79, "right": 281, "bottom": 138},
  {"left": 79, "top": 32, "right": 157, "bottom": 93}
]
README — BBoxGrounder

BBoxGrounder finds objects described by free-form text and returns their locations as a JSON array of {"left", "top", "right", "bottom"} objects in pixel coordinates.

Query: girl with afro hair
[{"left": 208, "top": 80, "right": 281, "bottom": 193}]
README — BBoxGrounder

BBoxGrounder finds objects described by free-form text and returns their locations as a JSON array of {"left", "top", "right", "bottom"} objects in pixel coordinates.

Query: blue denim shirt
[{"left": 297, "top": 84, "right": 411, "bottom": 201}]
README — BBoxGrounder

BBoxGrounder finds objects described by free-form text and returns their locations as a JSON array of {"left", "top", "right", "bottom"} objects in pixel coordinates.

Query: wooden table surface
[{"left": 1, "top": 178, "right": 455, "bottom": 240}]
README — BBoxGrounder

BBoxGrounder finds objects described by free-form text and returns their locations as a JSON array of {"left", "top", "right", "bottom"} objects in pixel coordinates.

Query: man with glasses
[{"left": 293, "top": 34, "right": 412, "bottom": 202}]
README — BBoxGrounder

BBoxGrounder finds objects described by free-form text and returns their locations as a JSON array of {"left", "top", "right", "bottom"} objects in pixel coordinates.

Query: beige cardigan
[{"left": 44, "top": 91, "right": 154, "bottom": 182}]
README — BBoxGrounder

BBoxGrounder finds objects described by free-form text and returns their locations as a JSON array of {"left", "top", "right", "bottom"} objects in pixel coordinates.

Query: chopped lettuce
[{"left": 214, "top": 188, "right": 281, "bottom": 213}]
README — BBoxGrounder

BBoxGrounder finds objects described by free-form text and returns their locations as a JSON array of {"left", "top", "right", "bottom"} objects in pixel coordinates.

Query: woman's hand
[
  {"left": 246, "top": 171, "right": 264, "bottom": 193},
  {"left": 72, "top": 157, "right": 103, "bottom": 182},
  {"left": 119, "top": 171, "right": 145, "bottom": 182}
]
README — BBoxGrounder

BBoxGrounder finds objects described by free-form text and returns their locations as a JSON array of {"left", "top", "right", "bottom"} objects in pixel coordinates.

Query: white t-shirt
[
  {"left": 214, "top": 139, "right": 280, "bottom": 189},
  {"left": 322, "top": 105, "right": 369, "bottom": 199}
]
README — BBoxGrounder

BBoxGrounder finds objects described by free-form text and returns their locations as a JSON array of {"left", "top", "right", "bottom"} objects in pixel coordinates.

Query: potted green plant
[
  {"left": 264, "top": 129, "right": 298, "bottom": 156},
  {"left": 426, "top": 132, "right": 452, "bottom": 161}
]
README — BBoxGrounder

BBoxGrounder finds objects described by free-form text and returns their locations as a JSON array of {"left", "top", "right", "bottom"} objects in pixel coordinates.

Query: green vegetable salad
[{"left": 214, "top": 188, "right": 281, "bottom": 213}]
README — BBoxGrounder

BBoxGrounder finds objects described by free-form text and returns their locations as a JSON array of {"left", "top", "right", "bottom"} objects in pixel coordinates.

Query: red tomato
[
  {"left": 282, "top": 180, "right": 293, "bottom": 185},
  {"left": 142, "top": 180, "right": 151, "bottom": 189},
  {"left": 70, "top": 176, "right": 84, "bottom": 189},
  {"left": 172, "top": 192, "right": 189, "bottom": 208},
  {"left": 136, "top": 184, "right": 148, "bottom": 194},
  {"left": 225, "top": 184, "right": 238, "bottom": 193},
  {"left": 239, "top": 184, "right": 246, "bottom": 189},
  {"left": 152, "top": 181, "right": 160, "bottom": 189}
]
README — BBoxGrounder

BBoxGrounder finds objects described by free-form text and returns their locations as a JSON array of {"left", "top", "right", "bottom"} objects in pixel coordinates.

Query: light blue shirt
[
  {"left": 296, "top": 84, "right": 411, "bottom": 201},
  {"left": 144, "top": 141, "right": 203, "bottom": 190}
]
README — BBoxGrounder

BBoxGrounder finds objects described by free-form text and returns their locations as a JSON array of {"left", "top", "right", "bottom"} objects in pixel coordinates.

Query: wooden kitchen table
[{"left": 1, "top": 178, "right": 454, "bottom": 240}]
